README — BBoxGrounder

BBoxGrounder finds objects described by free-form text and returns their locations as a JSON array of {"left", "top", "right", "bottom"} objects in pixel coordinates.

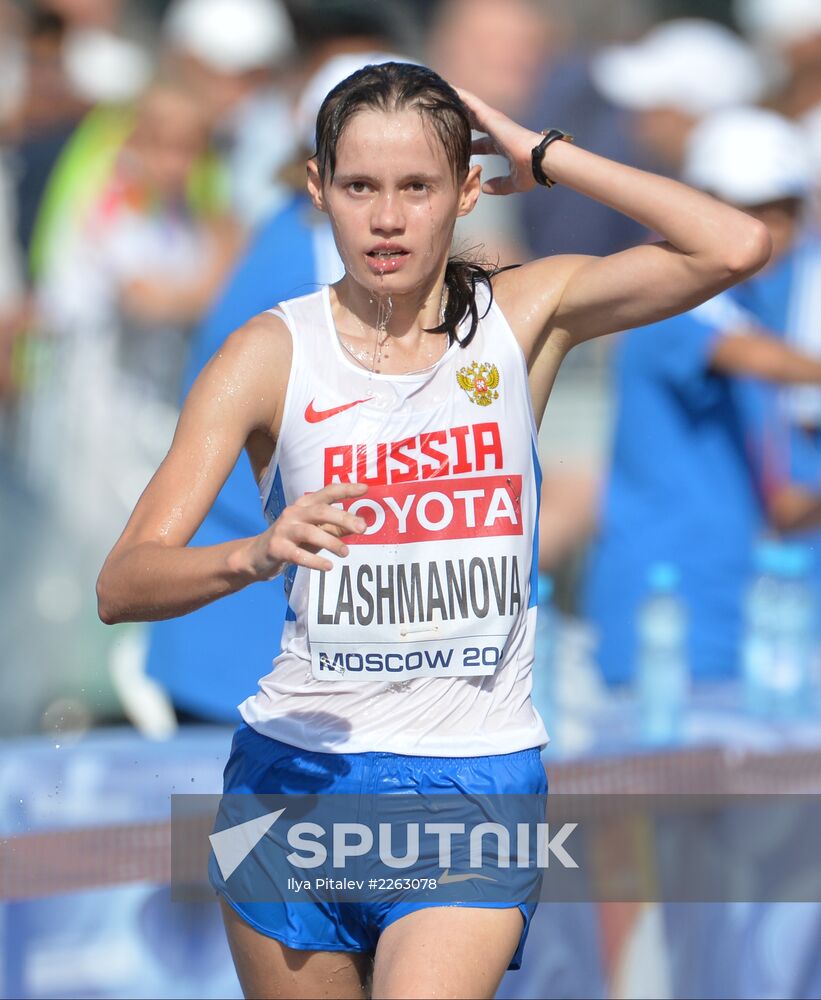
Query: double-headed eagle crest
[{"left": 456, "top": 360, "right": 500, "bottom": 406}]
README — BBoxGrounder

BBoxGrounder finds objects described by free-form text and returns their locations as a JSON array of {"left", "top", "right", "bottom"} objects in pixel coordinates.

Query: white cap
[
  {"left": 63, "top": 29, "right": 152, "bottom": 104},
  {"left": 163, "top": 0, "right": 294, "bottom": 74},
  {"left": 591, "top": 18, "right": 764, "bottom": 116},
  {"left": 682, "top": 106, "right": 813, "bottom": 205},
  {"left": 294, "top": 52, "right": 415, "bottom": 151},
  {"left": 735, "top": 0, "right": 821, "bottom": 46}
]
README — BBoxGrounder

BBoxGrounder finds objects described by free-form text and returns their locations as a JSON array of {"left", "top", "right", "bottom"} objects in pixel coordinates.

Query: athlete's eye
[
  {"left": 407, "top": 181, "right": 429, "bottom": 193},
  {"left": 347, "top": 181, "right": 370, "bottom": 194}
]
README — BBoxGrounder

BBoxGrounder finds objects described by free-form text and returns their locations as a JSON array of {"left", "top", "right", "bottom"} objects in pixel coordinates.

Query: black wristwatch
[{"left": 531, "top": 129, "right": 574, "bottom": 187}]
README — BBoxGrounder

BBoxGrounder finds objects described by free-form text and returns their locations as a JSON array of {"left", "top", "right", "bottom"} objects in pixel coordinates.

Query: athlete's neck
[{"left": 332, "top": 271, "right": 447, "bottom": 347}]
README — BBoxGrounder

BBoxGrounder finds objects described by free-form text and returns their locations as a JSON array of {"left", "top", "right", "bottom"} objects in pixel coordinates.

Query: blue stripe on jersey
[
  {"left": 264, "top": 466, "right": 288, "bottom": 523},
  {"left": 264, "top": 465, "right": 297, "bottom": 608},
  {"left": 528, "top": 439, "right": 542, "bottom": 609}
]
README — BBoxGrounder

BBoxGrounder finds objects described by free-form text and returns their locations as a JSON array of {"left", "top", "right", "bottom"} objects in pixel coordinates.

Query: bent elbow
[
  {"left": 96, "top": 568, "right": 120, "bottom": 625},
  {"left": 97, "top": 604, "right": 119, "bottom": 626},
  {"left": 724, "top": 220, "right": 772, "bottom": 280}
]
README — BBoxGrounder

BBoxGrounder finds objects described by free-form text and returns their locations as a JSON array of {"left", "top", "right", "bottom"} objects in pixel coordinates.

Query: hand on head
[{"left": 456, "top": 87, "right": 541, "bottom": 196}]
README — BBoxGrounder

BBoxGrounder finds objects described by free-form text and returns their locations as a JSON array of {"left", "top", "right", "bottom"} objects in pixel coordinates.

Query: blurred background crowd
[{"left": 1, "top": 0, "right": 820, "bottom": 742}]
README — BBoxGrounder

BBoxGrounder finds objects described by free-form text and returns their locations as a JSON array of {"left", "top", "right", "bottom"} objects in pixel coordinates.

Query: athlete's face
[{"left": 307, "top": 108, "right": 481, "bottom": 296}]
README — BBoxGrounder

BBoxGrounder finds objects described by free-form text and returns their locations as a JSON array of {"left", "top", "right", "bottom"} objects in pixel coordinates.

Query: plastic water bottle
[
  {"left": 532, "top": 573, "right": 557, "bottom": 747},
  {"left": 635, "top": 562, "right": 689, "bottom": 745},
  {"left": 743, "top": 542, "right": 815, "bottom": 718}
]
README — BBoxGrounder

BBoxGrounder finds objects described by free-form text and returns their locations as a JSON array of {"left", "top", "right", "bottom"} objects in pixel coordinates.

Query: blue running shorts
[{"left": 208, "top": 722, "right": 548, "bottom": 971}]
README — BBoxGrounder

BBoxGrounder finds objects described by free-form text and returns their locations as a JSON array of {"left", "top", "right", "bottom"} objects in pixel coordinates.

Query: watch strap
[{"left": 531, "top": 129, "right": 574, "bottom": 187}]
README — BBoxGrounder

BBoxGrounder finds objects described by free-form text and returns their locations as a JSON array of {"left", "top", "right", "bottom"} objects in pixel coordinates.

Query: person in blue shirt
[
  {"left": 728, "top": 216, "right": 821, "bottom": 593},
  {"left": 684, "top": 108, "right": 821, "bottom": 604},
  {"left": 583, "top": 108, "right": 821, "bottom": 685}
]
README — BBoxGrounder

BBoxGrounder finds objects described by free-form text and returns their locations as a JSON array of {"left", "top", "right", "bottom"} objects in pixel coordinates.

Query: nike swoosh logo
[
  {"left": 439, "top": 868, "right": 497, "bottom": 884},
  {"left": 305, "top": 397, "right": 371, "bottom": 423}
]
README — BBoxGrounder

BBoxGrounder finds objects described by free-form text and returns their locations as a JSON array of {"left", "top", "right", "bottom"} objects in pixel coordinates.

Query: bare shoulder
[
  {"left": 491, "top": 254, "right": 591, "bottom": 360},
  {"left": 212, "top": 309, "right": 292, "bottom": 380},
  {"left": 196, "top": 310, "right": 293, "bottom": 436}
]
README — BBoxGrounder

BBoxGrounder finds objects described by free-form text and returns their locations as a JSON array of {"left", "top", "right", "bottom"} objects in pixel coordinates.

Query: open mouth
[
  {"left": 365, "top": 248, "right": 410, "bottom": 273},
  {"left": 366, "top": 249, "right": 409, "bottom": 259}
]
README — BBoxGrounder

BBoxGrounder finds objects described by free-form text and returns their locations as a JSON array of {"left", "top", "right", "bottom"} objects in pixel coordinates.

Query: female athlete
[{"left": 97, "top": 62, "right": 770, "bottom": 999}]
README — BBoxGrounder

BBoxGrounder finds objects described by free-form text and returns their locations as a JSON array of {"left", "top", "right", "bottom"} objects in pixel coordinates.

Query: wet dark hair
[{"left": 314, "top": 61, "right": 514, "bottom": 348}]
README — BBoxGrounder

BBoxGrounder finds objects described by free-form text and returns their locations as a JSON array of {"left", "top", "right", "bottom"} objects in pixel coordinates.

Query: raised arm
[
  {"left": 458, "top": 89, "right": 772, "bottom": 359},
  {"left": 96, "top": 313, "right": 367, "bottom": 624}
]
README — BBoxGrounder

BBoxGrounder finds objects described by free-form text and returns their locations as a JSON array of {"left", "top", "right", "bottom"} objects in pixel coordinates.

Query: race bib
[{"left": 307, "top": 534, "right": 525, "bottom": 682}]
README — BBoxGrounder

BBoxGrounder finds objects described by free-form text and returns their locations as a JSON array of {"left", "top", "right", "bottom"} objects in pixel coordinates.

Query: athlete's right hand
[{"left": 244, "top": 482, "right": 369, "bottom": 579}]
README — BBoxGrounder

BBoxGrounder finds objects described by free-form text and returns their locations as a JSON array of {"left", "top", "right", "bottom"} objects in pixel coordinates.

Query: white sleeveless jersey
[{"left": 238, "top": 282, "right": 550, "bottom": 756}]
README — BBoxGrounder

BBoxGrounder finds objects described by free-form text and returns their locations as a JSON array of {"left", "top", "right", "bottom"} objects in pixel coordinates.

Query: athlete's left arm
[{"left": 459, "top": 89, "right": 772, "bottom": 390}]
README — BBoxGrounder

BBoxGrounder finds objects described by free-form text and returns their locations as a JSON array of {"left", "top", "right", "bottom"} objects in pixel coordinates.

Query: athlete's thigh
[
  {"left": 220, "top": 899, "right": 372, "bottom": 1000},
  {"left": 371, "top": 905, "right": 523, "bottom": 1000}
]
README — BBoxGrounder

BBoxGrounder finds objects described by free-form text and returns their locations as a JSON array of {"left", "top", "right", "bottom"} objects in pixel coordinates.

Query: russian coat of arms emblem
[{"left": 456, "top": 361, "right": 500, "bottom": 406}]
